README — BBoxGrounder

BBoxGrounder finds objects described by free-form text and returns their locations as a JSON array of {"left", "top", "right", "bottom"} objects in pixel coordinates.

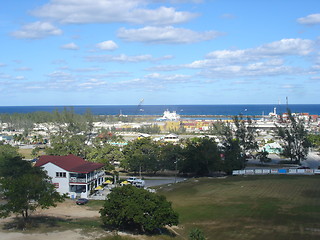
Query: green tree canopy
[
  {"left": 0, "top": 155, "right": 64, "bottom": 225},
  {"left": 276, "top": 110, "right": 311, "bottom": 164},
  {"left": 122, "top": 137, "right": 160, "bottom": 174},
  {"left": 86, "top": 143, "right": 124, "bottom": 171},
  {"left": 100, "top": 185, "right": 179, "bottom": 233},
  {"left": 180, "top": 137, "right": 222, "bottom": 176}
]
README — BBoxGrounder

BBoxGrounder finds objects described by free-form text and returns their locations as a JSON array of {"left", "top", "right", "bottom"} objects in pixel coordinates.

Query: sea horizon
[{"left": 0, "top": 104, "right": 320, "bottom": 116}]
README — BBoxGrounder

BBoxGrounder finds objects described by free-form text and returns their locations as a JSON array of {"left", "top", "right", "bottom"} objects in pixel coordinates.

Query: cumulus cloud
[
  {"left": 11, "top": 21, "right": 62, "bottom": 39},
  {"left": 297, "top": 13, "right": 320, "bottom": 25},
  {"left": 61, "top": 42, "right": 79, "bottom": 50},
  {"left": 32, "top": 0, "right": 197, "bottom": 25},
  {"left": 196, "top": 58, "right": 302, "bottom": 80},
  {"left": 117, "top": 26, "right": 222, "bottom": 44},
  {"left": 148, "top": 38, "right": 313, "bottom": 80},
  {"left": 96, "top": 40, "right": 118, "bottom": 50}
]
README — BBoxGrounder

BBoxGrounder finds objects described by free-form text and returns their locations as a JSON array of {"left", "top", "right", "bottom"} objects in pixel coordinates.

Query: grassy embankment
[
  {"left": 158, "top": 175, "right": 320, "bottom": 240},
  {"left": 2, "top": 175, "right": 319, "bottom": 240},
  {"left": 95, "top": 175, "right": 320, "bottom": 240}
]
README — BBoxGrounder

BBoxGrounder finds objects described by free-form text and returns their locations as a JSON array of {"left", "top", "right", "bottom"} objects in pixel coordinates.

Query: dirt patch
[
  {"left": 35, "top": 199, "right": 100, "bottom": 219},
  {"left": 0, "top": 199, "right": 103, "bottom": 240}
]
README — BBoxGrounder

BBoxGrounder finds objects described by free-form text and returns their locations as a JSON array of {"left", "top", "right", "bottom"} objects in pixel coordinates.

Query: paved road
[
  {"left": 247, "top": 151, "right": 320, "bottom": 169},
  {"left": 143, "top": 176, "right": 186, "bottom": 188},
  {"left": 302, "top": 151, "right": 320, "bottom": 169}
]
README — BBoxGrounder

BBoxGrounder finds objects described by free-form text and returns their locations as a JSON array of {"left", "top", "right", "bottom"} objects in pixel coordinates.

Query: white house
[
  {"left": 163, "top": 133, "right": 179, "bottom": 142},
  {"left": 35, "top": 154, "right": 104, "bottom": 198}
]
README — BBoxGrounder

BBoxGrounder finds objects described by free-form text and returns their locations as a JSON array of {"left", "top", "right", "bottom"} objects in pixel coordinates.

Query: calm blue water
[{"left": 0, "top": 105, "right": 319, "bottom": 116}]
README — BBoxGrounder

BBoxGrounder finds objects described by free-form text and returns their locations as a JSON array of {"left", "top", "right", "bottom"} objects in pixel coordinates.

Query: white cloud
[
  {"left": 198, "top": 60, "right": 299, "bottom": 79},
  {"left": 32, "top": 0, "right": 197, "bottom": 25},
  {"left": 206, "top": 39, "right": 314, "bottom": 61},
  {"left": 11, "top": 21, "right": 62, "bottom": 39},
  {"left": 118, "top": 26, "right": 222, "bottom": 44},
  {"left": 144, "top": 72, "right": 191, "bottom": 82},
  {"left": 47, "top": 71, "right": 73, "bottom": 80},
  {"left": 14, "top": 76, "right": 25, "bottom": 80},
  {"left": 144, "top": 38, "right": 314, "bottom": 80},
  {"left": 0, "top": 73, "right": 26, "bottom": 80},
  {"left": 78, "top": 79, "right": 108, "bottom": 89},
  {"left": 112, "top": 72, "right": 192, "bottom": 90},
  {"left": 86, "top": 54, "right": 155, "bottom": 63},
  {"left": 297, "top": 13, "right": 320, "bottom": 25},
  {"left": 15, "top": 67, "right": 32, "bottom": 71},
  {"left": 61, "top": 42, "right": 79, "bottom": 50},
  {"left": 220, "top": 13, "right": 236, "bottom": 19},
  {"left": 96, "top": 40, "right": 118, "bottom": 51}
]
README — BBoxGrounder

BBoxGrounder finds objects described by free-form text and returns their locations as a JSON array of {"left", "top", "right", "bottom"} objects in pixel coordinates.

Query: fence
[{"left": 233, "top": 168, "right": 320, "bottom": 176}]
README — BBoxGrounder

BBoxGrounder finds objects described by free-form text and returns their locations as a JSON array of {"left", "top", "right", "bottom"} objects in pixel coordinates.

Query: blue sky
[{"left": 1, "top": 0, "right": 320, "bottom": 106}]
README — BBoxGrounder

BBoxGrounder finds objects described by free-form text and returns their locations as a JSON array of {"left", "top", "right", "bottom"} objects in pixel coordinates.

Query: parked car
[
  {"left": 76, "top": 198, "right": 89, "bottom": 205},
  {"left": 126, "top": 177, "right": 138, "bottom": 183},
  {"left": 132, "top": 179, "right": 145, "bottom": 188}
]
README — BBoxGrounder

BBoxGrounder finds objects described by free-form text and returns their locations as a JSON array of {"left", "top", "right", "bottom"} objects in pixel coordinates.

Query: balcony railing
[
  {"left": 70, "top": 171, "right": 104, "bottom": 184},
  {"left": 69, "top": 177, "right": 86, "bottom": 183}
]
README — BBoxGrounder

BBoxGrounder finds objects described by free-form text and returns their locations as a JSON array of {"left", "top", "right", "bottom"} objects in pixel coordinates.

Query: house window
[{"left": 56, "top": 172, "right": 66, "bottom": 178}]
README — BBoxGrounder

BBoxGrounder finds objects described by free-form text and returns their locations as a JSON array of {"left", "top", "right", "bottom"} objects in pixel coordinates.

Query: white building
[
  {"left": 35, "top": 154, "right": 105, "bottom": 198},
  {"left": 157, "top": 110, "right": 180, "bottom": 121},
  {"left": 163, "top": 133, "right": 179, "bottom": 142}
]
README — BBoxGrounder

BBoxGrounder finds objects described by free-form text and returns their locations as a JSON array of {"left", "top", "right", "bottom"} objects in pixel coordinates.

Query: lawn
[
  {"left": 2, "top": 175, "right": 319, "bottom": 240},
  {"left": 158, "top": 175, "right": 320, "bottom": 240}
]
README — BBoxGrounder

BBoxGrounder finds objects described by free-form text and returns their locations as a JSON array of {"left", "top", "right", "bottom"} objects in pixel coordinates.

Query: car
[
  {"left": 76, "top": 198, "right": 89, "bottom": 205},
  {"left": 126, "top": 177, "right": 138, "bottom": 183},
  {"left": 132, "top": 179, "right": 145, "bottom": 188}
]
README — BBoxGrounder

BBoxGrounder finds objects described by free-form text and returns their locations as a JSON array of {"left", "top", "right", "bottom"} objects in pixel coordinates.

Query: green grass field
[
  {"left": 157, "top": 175, "right": 320, "bottom": 240},
  {"left": 3, "top": 175, "right": 319, "bottom": 240}
]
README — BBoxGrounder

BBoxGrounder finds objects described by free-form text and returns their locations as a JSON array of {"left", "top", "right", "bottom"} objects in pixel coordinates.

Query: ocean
[{"left": 0, "top": 104, "right": 319, "bottom": 116}]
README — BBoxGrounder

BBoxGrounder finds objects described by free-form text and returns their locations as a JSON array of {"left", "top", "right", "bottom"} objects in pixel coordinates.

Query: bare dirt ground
[{"left": 0, "top": 199, "right": 105, "bottom": 240}]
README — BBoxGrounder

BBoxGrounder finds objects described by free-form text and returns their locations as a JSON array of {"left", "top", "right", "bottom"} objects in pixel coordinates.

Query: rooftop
[{"left": 35, "top": 154, "right": 104, "bottom": 173}]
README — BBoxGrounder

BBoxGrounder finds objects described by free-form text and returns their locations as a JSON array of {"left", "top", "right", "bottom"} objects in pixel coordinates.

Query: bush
[
  {"left": 100, "top": 185, "right": 179, "bottom": 233},
  {"left": 189, "top": 228, "right": 206, "bottom": 240}
]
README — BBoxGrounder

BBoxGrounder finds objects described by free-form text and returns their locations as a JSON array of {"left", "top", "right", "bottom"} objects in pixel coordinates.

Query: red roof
[{"left": 35, "top": 154, "right": 104, "bottom": 173}]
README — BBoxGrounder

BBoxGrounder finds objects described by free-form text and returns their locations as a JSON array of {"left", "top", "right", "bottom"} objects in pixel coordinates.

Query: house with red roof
[{"left": 35, "top": 154, "right": 104, "bottom": 198}]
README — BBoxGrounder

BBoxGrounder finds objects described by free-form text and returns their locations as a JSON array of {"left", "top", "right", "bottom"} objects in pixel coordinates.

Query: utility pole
[{"left": 174, "top": 160, "right": 178, "bottom": 183}]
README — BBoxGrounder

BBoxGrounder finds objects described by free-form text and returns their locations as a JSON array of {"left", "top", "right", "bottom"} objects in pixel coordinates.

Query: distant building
[
  {"left": 163, "top": 133, "right": 179, "bottom": 142},
  {"left": 157, "top": 110, "right": 180, "bottom": 121},
  {"left": 263, "top": 142, "right": 282, "bottom": 154},
  {"left": 35, "top": 154, "right": 104, "bottom": 198}
]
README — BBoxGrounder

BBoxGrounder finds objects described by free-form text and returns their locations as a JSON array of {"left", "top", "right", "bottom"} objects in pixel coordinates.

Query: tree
[
  {"left": 122, "top": 138, "right": 160, "bottom": 174},
  {"left": 180, "top": 137, "right": 222, "bottom": 176},
  {"left": 189, "top": 228, "right": 206, "bottom": 240},
  {"left": 0, "top": 155, "right": 65, "bottom": 226},
  {"left": 276, "top": 110, "right": 311, "bottom": 164},
  {"left": 256, "top": 150, "right": 271, "bottom": 164},
  {"left": 233, "top": 115, "right": 258, "bottom": 157},
  {"left": 46, "top": 108, "right": 95, "bottom": 158},
  {"left": 45, "top": 134, "right": 88, "bottom": 157},
  {"left": 100, "top": 185, "right": 179, "bottom": 233},
  {"left": 159, "top": 142, "right": 183, "bottom": 171},
  {"left": 307, "top": 134, "right": 320, "bottom": 150},
  {"left": 215, "top": 117, "right": 257, "bottom": 174},
  {"left": 86, "top": 143, "right": 124, "bottom": 171},
  {"left": 0, "top": 144, "right": 20, "bottom": 161}
]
